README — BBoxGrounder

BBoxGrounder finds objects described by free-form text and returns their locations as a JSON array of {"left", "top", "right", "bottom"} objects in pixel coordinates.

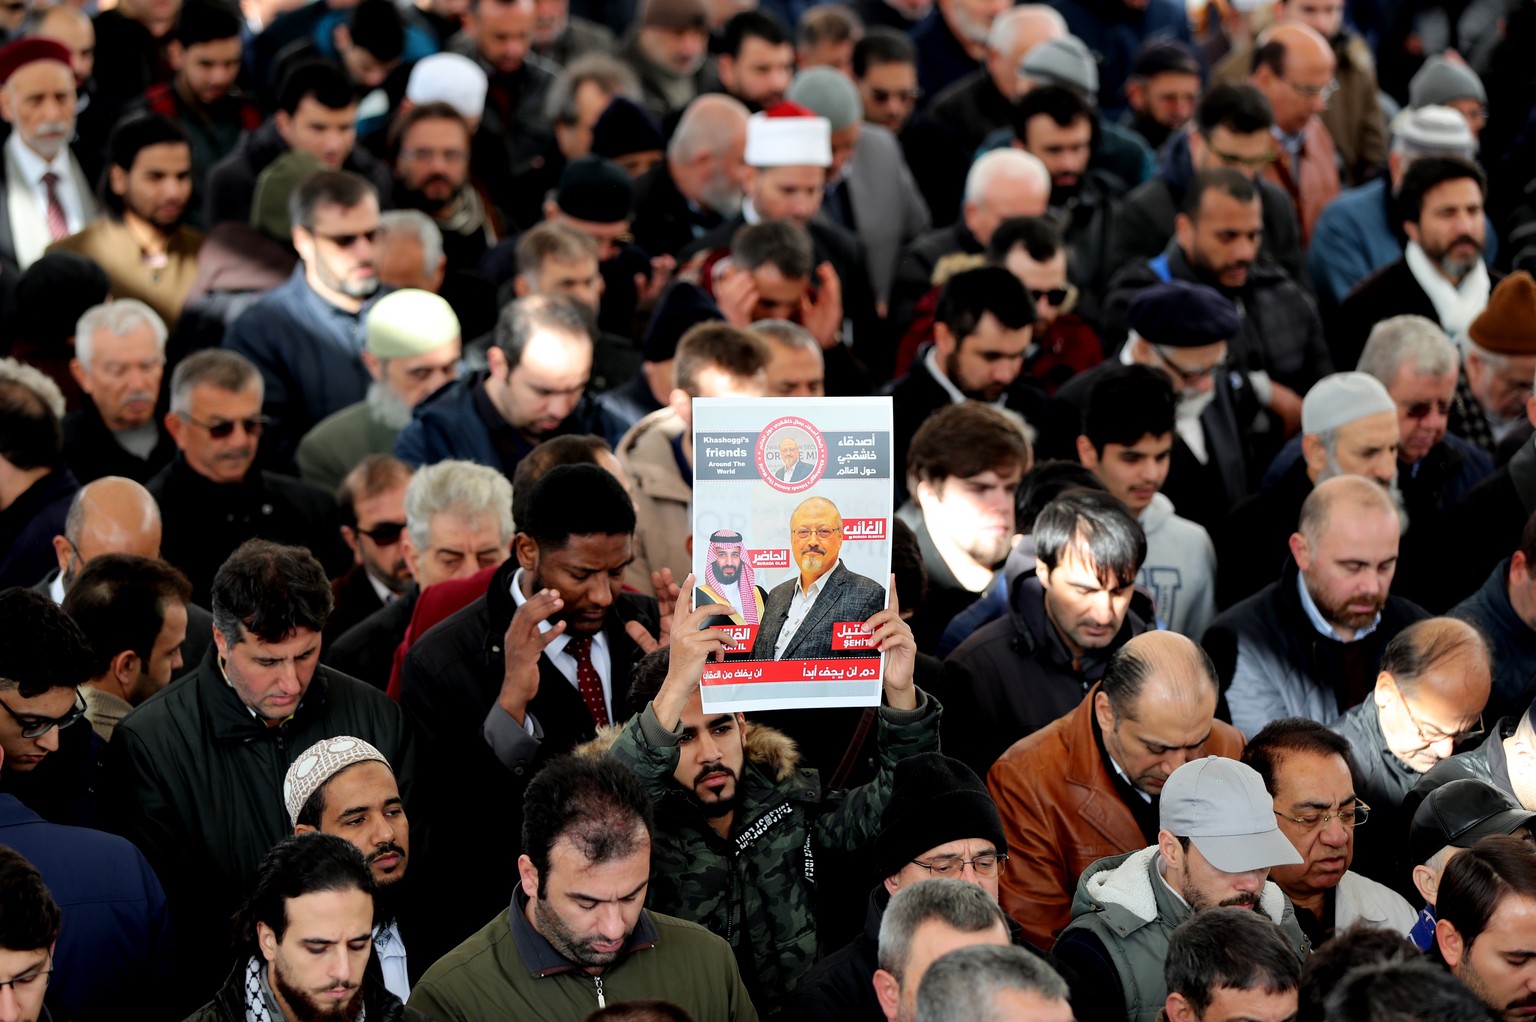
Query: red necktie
[
  {"left": 567, "top": 636, "right": 609, "bottom": 727},
  {"left": 41, "top": 172, "right": 68, "bottom": 242}
]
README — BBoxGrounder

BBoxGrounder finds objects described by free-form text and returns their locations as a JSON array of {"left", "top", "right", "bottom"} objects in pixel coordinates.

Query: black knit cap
[
  {"left": 14, "top": 252, "right": 111, "bottom": 345},
  {"left": 1128, "top": 279, "right": 1241, "bottom": 349},
  {"left": 555, "top": 155, "right": 636, "bottom": 224},
  {"left": 592, "top": 97, "right": 664, "bottom": 161},
  {"left": 641, "top": 282, "right": 722, "bottom": 362},
  {"left": 871, "top": 753, "right": 1007, "bottom": 879}
]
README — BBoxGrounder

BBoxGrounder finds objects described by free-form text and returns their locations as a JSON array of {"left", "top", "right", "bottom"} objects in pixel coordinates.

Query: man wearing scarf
[{"left": 695, "top": 529, "right": 767, "bottom": 627}]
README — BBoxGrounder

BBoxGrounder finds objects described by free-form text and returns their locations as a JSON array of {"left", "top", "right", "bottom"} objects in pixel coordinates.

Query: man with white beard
[
  {"left": 296, "top": 290, "right": 462, "bottom": 493},
  {"left": 1215, "top": 372, "right": 1407, "bottom": 609}
]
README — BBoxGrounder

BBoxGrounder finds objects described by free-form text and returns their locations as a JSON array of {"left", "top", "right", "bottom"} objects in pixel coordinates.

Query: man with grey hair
[
  {"left": 889, "top": 148, "right": 1048, "bottom": 338},
  {"left": 376, "top": 208, "right": 445, "bottom": 292},
  {"left": 297, "top": 288, "right": 462, "bottom": 493},
  {"left": 788, "top": 66, "right": 929, "bottom": 308},
  {"left": 0, "top": 355, "right": 78, "bottom": 589},
  {"left": 149, "top": 348, "right": 346, "bottom": 604},
  {"left": 633, "top": 93, "right": 749, "bottom": 258},
  {"left": 1218, "top": 372, "right": 1404, "bottom": 608},
  {"left": 1207, "top": 476, "right": 1431, "bottom": 737},
  {"left": 63, "top": 299, "right": 177, "bottom": 484},
  {"left": 1309, "top": 106, "right": 1490, "bottom": 309},
  {"left": 326, "top": 459, "right": 513, "bottom": 688},
  {"left": 224, "top": 169, "right": 388, "bottom": 472},
  {"left": 916, "top": 944, "right": 1072, "bottom": 1022},
  {"left": 395, "top": 293, "right": 627, "bottom": 473},
  {"left": 100, "top": 538, "right": 415, "bottom": 1011},
  {"left": 873, "top": 878, "right": 1013, "bottom": 1022}
]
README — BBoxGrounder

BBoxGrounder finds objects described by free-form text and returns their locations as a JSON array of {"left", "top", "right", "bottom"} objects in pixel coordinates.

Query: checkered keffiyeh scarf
[{"left": 244, "top": 955, "right": 365, "bottom": 1022}]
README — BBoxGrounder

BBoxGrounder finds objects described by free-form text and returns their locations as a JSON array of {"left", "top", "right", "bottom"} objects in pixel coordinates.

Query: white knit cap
[
  {"left": 283, "top": 736, "right": 391, "bottom": 826},
  {"left": 1301, "top": 372, "right": 1397, "bottom": 435},
  {"left": 406, "top": 53, "right": 489, "bottom": 120},
  {"left": 366, "top": 289, "right": 461, "bottom": 358},
  {"left": 745, "top": 102, "right": 832, "bottom": 169}
]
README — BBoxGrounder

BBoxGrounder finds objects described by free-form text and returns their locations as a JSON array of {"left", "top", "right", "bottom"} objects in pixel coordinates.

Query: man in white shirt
[{"left": 0, "top": 38, "right": 95, "bottom": 274}]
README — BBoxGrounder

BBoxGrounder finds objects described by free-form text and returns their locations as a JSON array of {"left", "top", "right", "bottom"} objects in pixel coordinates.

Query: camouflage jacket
[{"left": 598, "top": 692, "right": 940, "bottom": 1020}]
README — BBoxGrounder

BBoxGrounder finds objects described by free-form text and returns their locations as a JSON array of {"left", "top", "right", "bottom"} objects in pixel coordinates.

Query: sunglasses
[
  {"left": 870, "top": 87, "right": 920, "bottom": 104},
  {"left": 177, "top": 413, "right": 268, "bottom": 439},
  {"left": 316, "top": 228, "right": 382, "bottom": 249},
  {"left": 1029, "top": 284, "right": 1077, "bottom": 308},
  {"left": 356, "top": 521, "right": 407, "bottom": 544},
  {"left": 1404, "top": 399, "right": 1453, "bottom": 420}
]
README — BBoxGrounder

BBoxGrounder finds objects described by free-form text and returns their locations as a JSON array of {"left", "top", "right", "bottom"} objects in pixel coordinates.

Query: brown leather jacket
[{"left": 986, "top": 685, "right": 1246, "bottom": 949}]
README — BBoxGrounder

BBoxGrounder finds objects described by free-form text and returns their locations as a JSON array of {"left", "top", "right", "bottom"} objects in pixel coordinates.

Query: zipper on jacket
[{"left": 594, "top": 976, "right": 605, "bottom": 1009}]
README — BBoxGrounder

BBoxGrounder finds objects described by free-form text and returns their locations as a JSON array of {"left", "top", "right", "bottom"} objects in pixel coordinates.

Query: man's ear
[
  {"left": 1165, "top": 992, "right": 1198, "bottom": 1022},
  {"left": 1075, "top": 435, "right": 1098, "bottom": 470},
  {"left": 513, "top": 274, "right": 532, "bottom": 298},
  {"left": 517, "top": 853, "right": 541, "bottom": 900},
  {"left": 111, "top": 649, "right": 140, "bottom": 690},
  {"left": 295, "top": 822, "right": 317, "bottom": 836},
  {"left": 167, "top": 39, "right": 184, "bottom": 72},
  {"left": 164, "top": 409, "right": 188, "bottom": 449},
  {"left": 514, "top": 533, "right": 539, "bottom": 573},
  {"left": 1288, "top": 531, "right": 1312, "bottom": 572},
  {"left": 1413, "top": 863, "right": 1440, "bottom": 905},
  {"left": 68, "top": 357, "right": 90, "bottom": 393},
  {"left": 52, "top": 534, "right": 71, "bottom": 576},
  {"left": 1174, "top": 212, "right": 1195, "bottom": 254},
  {"left": 1093, "top": 689, "right": 1116, "bottom": 734},
  {"left": 257, "top": 921, "right": 278, "bottom": 963},
  {"left": 1436, "top": 919, "right": 1466, "bottom": 968},
  {"left": 872, "top": 968, "right": 901, "bottom": 1022}
]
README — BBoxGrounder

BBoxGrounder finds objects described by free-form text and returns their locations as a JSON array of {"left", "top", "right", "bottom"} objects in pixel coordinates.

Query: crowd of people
[{"left": 1, "top": 0, "right": 1536, "bottom": 1017}]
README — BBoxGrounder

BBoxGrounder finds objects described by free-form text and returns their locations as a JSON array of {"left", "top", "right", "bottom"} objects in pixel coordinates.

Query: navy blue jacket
[
  {"left": 223, "top": 266, "right": 385, "bottom": 471},
  {"left": 0, "top": 794, "right": 174, "bottom": 1022},
  {"left": 394, "top": 370, "right": 628, "bottom": 473},
  {"left": 1453, "top": 559, "right": 1536, "bottom": 723}
]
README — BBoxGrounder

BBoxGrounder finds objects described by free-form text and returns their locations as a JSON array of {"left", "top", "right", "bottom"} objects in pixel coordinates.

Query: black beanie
[
  {"left": 871, "top": 753, "right": 1007, "bottom": 879},
  {"left": 555, "top": 155, "right": 636, "bottom": 224}
]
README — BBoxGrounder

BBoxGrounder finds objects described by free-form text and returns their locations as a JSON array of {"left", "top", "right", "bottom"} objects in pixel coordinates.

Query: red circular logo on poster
[{"left": 756, "top": 417, "right": 827, "bottom": 493}]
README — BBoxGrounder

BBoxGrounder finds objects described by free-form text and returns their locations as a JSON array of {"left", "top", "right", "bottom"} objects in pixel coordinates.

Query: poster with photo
[{"left": 691, "top": 396, "right": 894, "bottom": 713}]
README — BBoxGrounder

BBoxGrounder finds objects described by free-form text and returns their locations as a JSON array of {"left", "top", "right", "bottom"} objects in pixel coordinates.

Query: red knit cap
[{"left": 0, "top": 38, "right": 73, "bottom": 87}]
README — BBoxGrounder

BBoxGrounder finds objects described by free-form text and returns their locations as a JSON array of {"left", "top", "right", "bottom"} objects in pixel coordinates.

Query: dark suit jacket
[
  {"left": 776, "top": 459, "right": 814, "bottom": 483},
  {"left": 1332, "top": 258, "right": 1438, "bottom": 371},
  {"left": 751, "top": 560, "right": 886, "bottom": 660},
  {"left": 326, "top": 565, "right": 387, "bottom": 646}
]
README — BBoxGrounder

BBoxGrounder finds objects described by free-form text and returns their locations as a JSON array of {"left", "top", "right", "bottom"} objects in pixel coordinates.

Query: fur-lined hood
[{"left": 576, "top": 715, "right": 802, "bottom": 784}]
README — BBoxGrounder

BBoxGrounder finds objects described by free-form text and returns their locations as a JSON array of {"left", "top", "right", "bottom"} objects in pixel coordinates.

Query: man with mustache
[
  {"left": 148, "top": 349, "right": 349, "bottom": 604},
  {"left": 1052, "top": 756, "right": 1308, "bottom": 1022},
  {"left": 0, "top": 38, "right": 96, "bottom": 278},
  {"left": 48, "top": 114, "right": 203, "bottom": 331},
  {"left": 1208, "top": 476, "right": 1430, "bottom": 740},
  {"left": 1243, "top": 718, "right": 1418, "bottom": 945},
  {"left": 286, "top": 736, "right": 448, "bottom": 1002},
  {"left": 1336, "top": 156, "right": 1493, "bottom": 372},
  {"left": 225, "top": 170, "right": 390, "bottom": 474},
  {"left": 186, "top": 832, "right": 425, "bottom": 1022},
  {"left": 988, "top": 630, "right": 1245, "bottom": 949},
  {"left": 389, "top": 102, "right": 505, "bottom": 272},
  {"left": 695, "top": 529, "right": 768, "bottom": 627},
  {"left": 752, "top": 494, "right": 887, "bottom": 661},
  {"left": 62, "top": 300, "right": 178, "bottom": 485}
]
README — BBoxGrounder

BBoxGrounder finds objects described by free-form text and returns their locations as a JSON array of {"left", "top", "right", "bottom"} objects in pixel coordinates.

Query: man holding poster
[{"left": 755, "top": 496, "right": 887, "bottom": 660}]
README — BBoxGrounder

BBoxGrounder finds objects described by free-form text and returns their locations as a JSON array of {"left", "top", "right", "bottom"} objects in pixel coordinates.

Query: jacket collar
[{"left": 1061, "top": 685, "right": 1143, "bottom": 846}]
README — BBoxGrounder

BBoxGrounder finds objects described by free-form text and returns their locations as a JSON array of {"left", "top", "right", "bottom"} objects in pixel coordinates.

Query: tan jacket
[
  {"left": 987, "top": 685, "right": 1246, "bottom": 949},
  {"left": 49, "top": 217, "right": 204, "bottom": 329},
  {"left": 617, "top": 407, "right": 693, "bottom": 592}
]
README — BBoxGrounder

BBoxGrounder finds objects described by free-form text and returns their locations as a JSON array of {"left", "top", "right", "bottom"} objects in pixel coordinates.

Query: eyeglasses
[
  {"left": 1150, "top": 344, "right": 1226, "bottom": 386},
  {"left": 1274, "top": 800, "right": 1370, "bottom": 831},
  {"left": 0, "top": 691, "right": 86, "bottom": 740},
  {"left": 356, "top": 521, "right": 407, "bottom": 545},
  {"left": 870, "top": 87, "right": 920, "bottom": 104},
  {"left": 0, "top": 956, "right": 52, "bottom": 996},
  {"left": 399, "top": 148, "right": 469, "bottom": 164},
  {"left": 176, "top": 412, "right": 268, "bottom": 439},
  {"left": 1287, "top": 78, "right": 1340, "bottom": 102},
  {"left": 1029, "top": 283, "right": 1078, "bottom": 308},
  {"left": 1208, "top": 146, "right": 1277, "bottom": 170},
  {"left": 792, "top": 527, "right": 839, "bottom": 541},
  {"left": 1402, "top": 398, "right": 1453, "bottom": 420},
  {"left": 1399, "top": 697, "right": 1484, "bottom": 751},
  {"left": 909, "top": 853, "right": 1009, "bottom": 878},
  {"left": 316, "top": 228, "right": 382, "bottom": 249}
]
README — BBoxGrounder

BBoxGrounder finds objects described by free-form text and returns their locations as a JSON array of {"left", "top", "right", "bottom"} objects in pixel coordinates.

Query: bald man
[
  {"left": 751, "top": 495, "right": 887, "bottom": 660},
  {"left": 988, "top": 630, "right": 1247, "bottom": 948},
  {"left": 1206, "top": 476, "right": 1431, "bottom": 739},
  {"left": 1249, "top": 21, "right": 1340, "bottom": 243},
  {"left": 40, "top": 476, "right": 212, "bottom": 677},
  {"left": 633, "top": 94, "right": 751, "bottom": 258}
]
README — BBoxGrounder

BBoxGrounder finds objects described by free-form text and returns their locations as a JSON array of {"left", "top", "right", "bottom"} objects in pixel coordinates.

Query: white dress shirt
[{"left": 773, "top": 572, "right": 830, "bottom": 659}]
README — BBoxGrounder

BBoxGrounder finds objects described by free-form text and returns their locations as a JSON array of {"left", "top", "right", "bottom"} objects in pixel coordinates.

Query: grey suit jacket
[
  {"left": 752, "top": 560, "right": 886, "bottom": 660},
  {"left": 841, "top": 124, "right": 932, "bottom": 304}
]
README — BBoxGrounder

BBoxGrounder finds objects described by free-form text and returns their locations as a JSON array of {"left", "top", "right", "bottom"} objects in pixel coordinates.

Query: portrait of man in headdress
[{"left": 695, "top": 529, "right": 769, "bottom": 627}]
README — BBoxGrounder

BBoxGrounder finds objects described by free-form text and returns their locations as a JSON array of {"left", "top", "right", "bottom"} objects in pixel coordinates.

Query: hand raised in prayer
[
  {"left": 497, "top": 588, "right": 567, "bottom": 725},
  {"left": 624, "top": 566, "right": 683, "bottom": 653},
  {"left": 649, "top": 591, "right": 741, "bottom": 730},
  {"left": 801, "top": 262, "right": 844, "bottom": 349},
  {"left": 713, "top": 264, "right": 760, "bottom": 327},
  {"left": 635, "top": 254, "right": 677, "bottom": 306}
]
